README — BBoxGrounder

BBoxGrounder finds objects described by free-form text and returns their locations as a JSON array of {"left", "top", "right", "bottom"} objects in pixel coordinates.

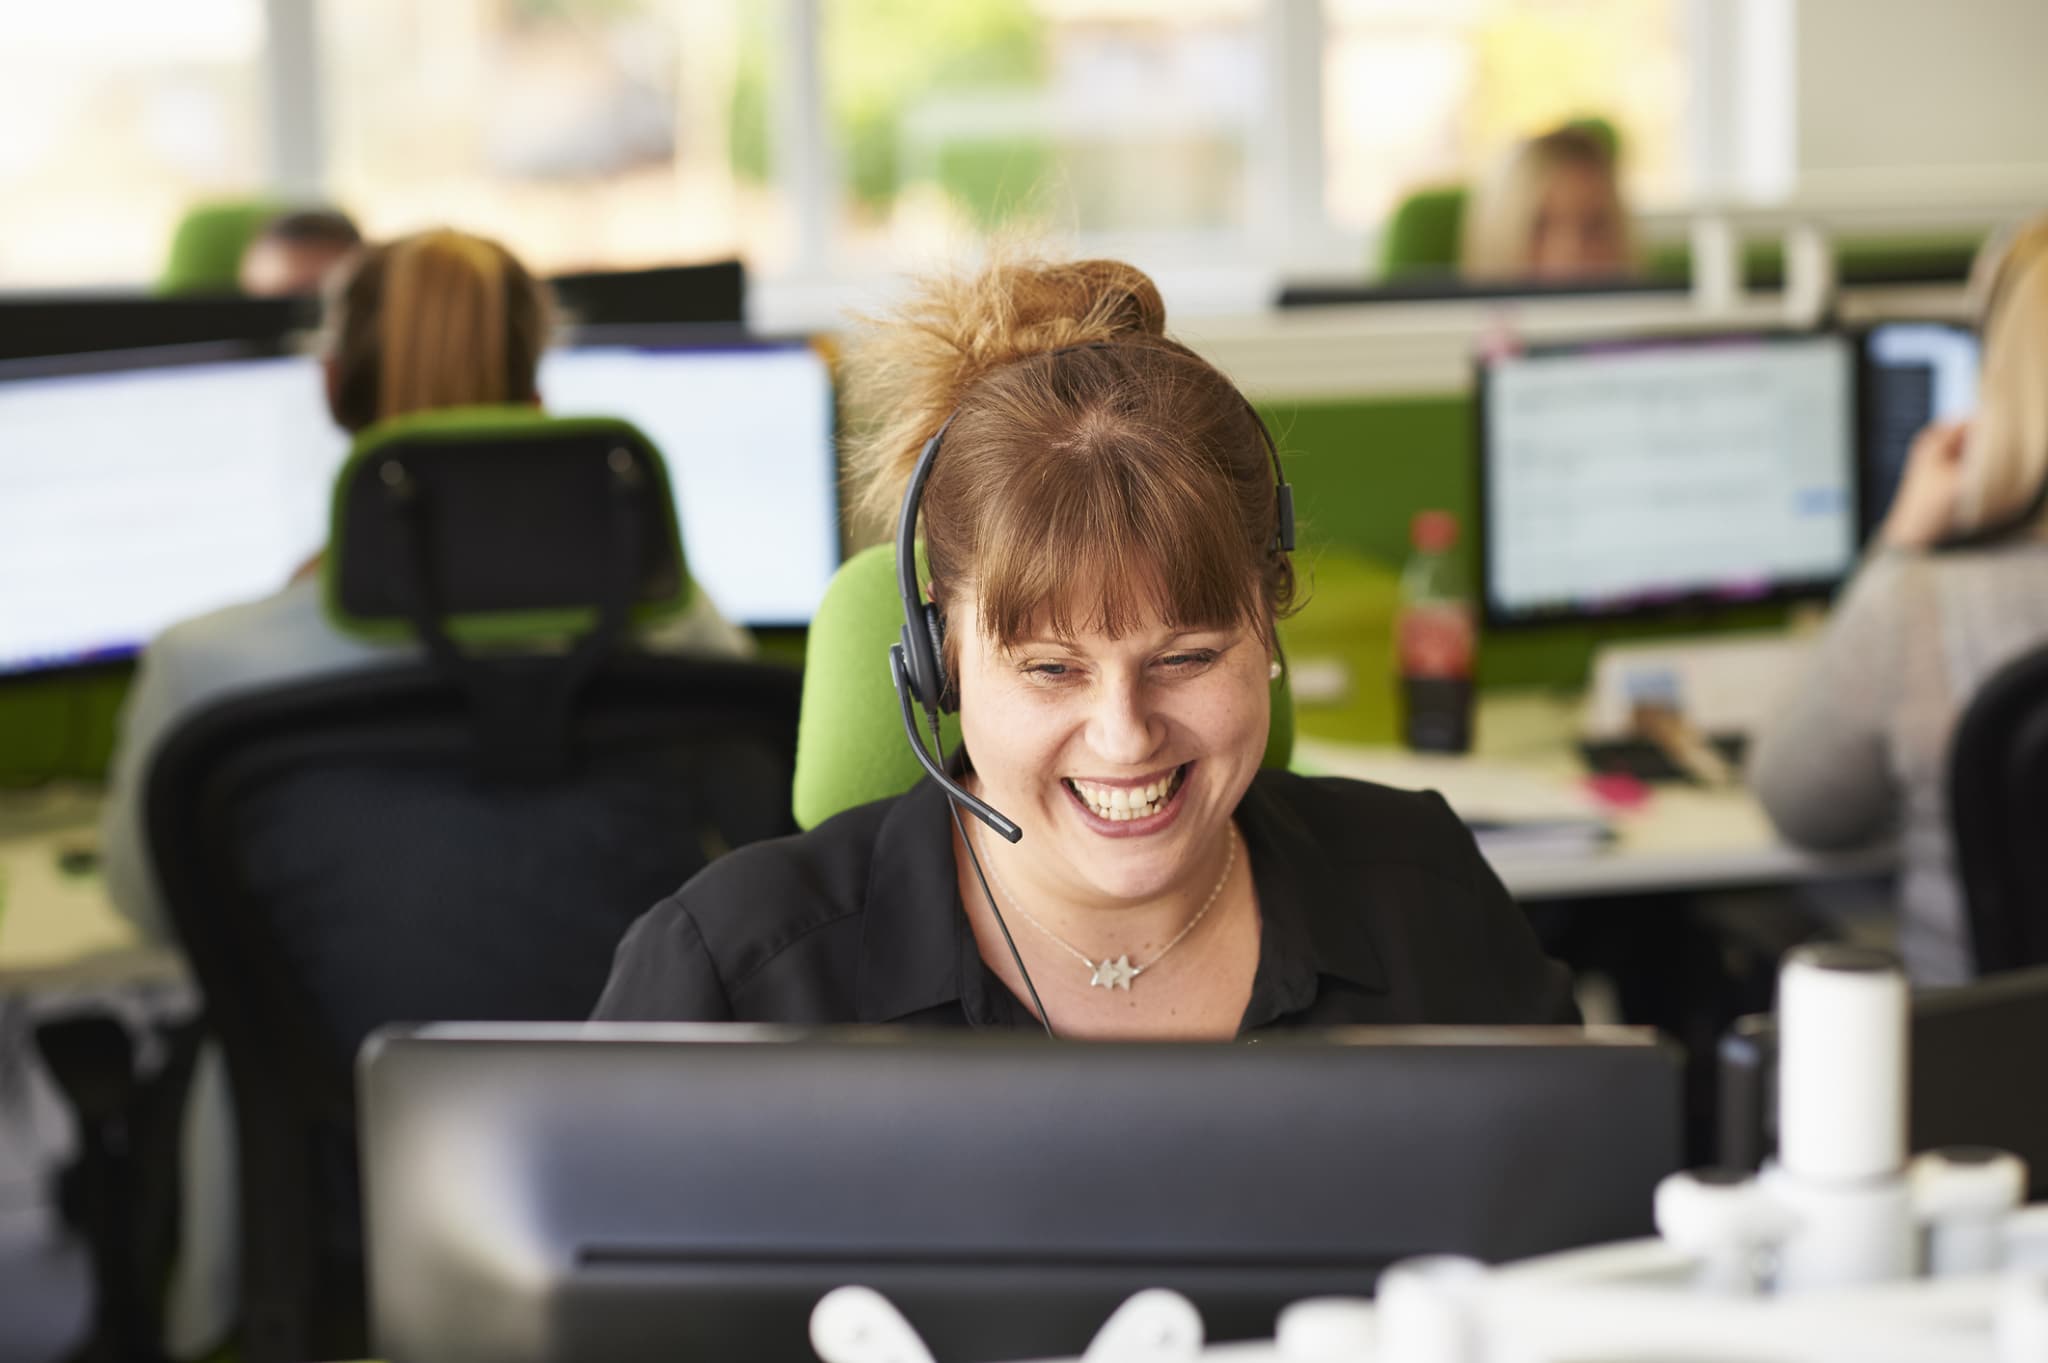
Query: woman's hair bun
[{"left": 845, "top": 254, "right": 1171, "bottom": 533}]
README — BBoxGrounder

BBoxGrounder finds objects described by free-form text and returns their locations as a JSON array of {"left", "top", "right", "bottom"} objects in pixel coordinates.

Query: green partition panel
[{"left": 0, "top": 669, "right": 131, "bottom": 786}]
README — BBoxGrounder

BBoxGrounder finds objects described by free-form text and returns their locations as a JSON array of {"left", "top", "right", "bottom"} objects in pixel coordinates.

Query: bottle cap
[{"left": 1412, "top": 510, "right": 1459, "bottom": 553}]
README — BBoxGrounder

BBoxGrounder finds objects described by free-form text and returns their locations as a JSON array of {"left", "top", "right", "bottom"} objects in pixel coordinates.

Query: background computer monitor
[
  {"left": 1719, "top": 964, "right": 2048, "bottom": 1198},
  {"left": 0, "top": 292, "right": 310, "bottom": 362},
  {"left": 360, "top": 1024, "right": 1683, "bottom": 1363},
  {"left": 0, "top": 335, "right": 839, "bottom": 678},
  {"left": 550, "top": 260, "right": 746, "bottom": 327},
  {"left": 1856, "top": 320, "right": 1980, "bottom": 540},
  {"left": 1478, "top": 331, "right": 1858, "bottom": 627},
  {"left": 537, "top": 336, "right": 840, "bottom": 627},
  {"left": 0, "top": 344, "right": 347, "bottom": 678}
]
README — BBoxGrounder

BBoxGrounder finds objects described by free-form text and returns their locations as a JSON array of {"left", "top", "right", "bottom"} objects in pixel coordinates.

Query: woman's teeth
[{"left": 1066, "top": 767, "right": 1185, "bottom": 822}]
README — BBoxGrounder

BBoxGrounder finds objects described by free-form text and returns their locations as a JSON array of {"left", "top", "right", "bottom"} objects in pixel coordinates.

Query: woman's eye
[
  {"left": 1158, "top": 651, "right": 1218, "bottom": 671},
  {"left": 1024, "top": 662, "right": 1070, "bottom": 678}
]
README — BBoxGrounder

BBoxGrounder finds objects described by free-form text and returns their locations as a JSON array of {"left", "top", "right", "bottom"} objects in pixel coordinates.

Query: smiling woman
[{"left": 592, "top": 254, "right": 1577, "bottom": 1039}]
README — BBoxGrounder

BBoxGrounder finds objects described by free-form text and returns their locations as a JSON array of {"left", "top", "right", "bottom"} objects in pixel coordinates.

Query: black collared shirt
[{"left": 592, "top": 770, "right": 1578, "bottom": 1030}]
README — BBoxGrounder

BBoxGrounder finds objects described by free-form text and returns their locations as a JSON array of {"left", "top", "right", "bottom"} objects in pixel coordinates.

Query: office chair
[
  {"left": 1377, "top": 184, "right": 1469, "bottom": 279},
  {"left": 144, "top": 409, "right": 802, "bottom": 1363},
  {"left": 791, "top": 543, "right": 1294, "bottom": 830},
  {"left": 1949, "top": 638, "right": 2048, "bottom": 975},
  {"left": 157, "top": 200, "right": 284, "bottom": 296}
]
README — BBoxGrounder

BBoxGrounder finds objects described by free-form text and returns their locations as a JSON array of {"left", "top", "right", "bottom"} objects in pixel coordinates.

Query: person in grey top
[
  {"left": 1752, "top": 216, "right": 2048, "bottom": 985},
  {"left": 102, "top": 229, "right": 753, "bottom": 950},
  {"left": 98, "top": 228, "right": 753, "bottom": 1357}
]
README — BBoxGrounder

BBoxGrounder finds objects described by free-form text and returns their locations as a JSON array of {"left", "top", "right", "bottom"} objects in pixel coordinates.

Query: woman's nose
[{"left": 1085, "top": 675, "right": 1162, "bottom": 768}]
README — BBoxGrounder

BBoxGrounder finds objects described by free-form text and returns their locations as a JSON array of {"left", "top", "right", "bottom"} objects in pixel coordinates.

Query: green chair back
[
  {"left": 794, "top": 544, "right": 1294, "bottom": 830},
  {"left": 1379, "top": 185, "right": 1468, "bottom": 278},
  {"left": 1278, "top": 546, "right": 1403, "bottom": 745},
  {"left": 324, "top": 406, "right": 694, "bottom": 646},
  {"left": 159, "top": 198, "right": 285, "bottom": 295}
]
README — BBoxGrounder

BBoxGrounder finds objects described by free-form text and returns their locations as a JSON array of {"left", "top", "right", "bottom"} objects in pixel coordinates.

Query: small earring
[{"left": 1268, "top": 659, "right": 1284, "bottom": 681}]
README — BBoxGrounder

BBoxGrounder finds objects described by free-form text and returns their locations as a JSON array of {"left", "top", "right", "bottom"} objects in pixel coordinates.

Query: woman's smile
[{"left": 1062, "top": 761, "right": 1193, "bottom": 837}]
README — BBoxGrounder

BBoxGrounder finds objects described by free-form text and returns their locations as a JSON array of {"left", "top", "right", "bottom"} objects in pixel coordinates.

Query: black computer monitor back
[{"left": 360, "top": 1023, "right": 1682, "bottom": 1363}]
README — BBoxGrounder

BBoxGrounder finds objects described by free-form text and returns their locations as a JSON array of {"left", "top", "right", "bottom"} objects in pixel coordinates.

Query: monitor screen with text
[
  {"left": 1480, "top": 333, "right": 1857, "bottom": 625},
  {"left": 538, "top": 340, "right": 839, "bottom": 628},
  {"left": 0, "top": 348, "right": 346, "bottom": 676},
  {"left": 1, "top": 339, "right": 840, "bottom": 677}
]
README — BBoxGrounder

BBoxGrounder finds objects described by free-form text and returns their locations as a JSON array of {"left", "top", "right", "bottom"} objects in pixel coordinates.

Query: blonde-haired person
[
  {"left": 594, "top": 257, "right": 1573, "bottom": 1037},
  {"left": 1751, "top": 216, "right": 2048, "bottom": 985},
  {"left": 102, "top": 229, "right": 752, "bottom": 945},
  {"left": 1462, "top": 124, "right": 1635, "bottom": 282}
]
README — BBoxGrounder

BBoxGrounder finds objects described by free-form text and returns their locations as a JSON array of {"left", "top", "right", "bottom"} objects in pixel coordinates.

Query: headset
[{"left": 886, "top": 343, "right": 1295, "bottom": 1035}]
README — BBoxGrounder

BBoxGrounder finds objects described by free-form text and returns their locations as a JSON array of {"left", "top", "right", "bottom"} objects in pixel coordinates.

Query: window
[
  {"left": 0, "top": 0, "right": 1716, "bottom": 292},
  {"left": 816, "top": 0, "right": 1264, "bottom": 266},
  {"left": 0, "top": 0, "right": 266, "bottom": 287},
  {"left": 1322, "top": 0, "right": 1689, "bottom": 234},
  {"left": 317, "top": 0, "right": 784, "bottom": 274}
]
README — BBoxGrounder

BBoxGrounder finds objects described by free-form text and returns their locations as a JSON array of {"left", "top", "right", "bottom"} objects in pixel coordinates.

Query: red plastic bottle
[{"left": 1397, "top": 510, "right": 1477, "bottom": 752}]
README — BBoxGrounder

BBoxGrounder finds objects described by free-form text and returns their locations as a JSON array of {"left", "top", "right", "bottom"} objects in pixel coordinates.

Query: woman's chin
[{"left": 1051, "top": 810, "right": 1215, "bottom": 903}]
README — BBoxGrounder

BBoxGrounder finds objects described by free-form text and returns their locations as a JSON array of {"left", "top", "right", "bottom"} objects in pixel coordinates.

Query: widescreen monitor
[
  {"left": 1478, "top": 331, "right": 1858, "bottom": 626},
  {"left": 1856, "top": 321, "right": 1980, "bottom": 540},
  {"left": 537, "top": 338, "right": 839, "bottom": 627},
  {"left": 0, "top": 344, "right": 346, "bottom": 677},
  {"left": 0, "top": 338, "right": 839, "bottom": 678},
  {"left": 359, "top": 1023, "right": 1683, "bottom": 1363}
]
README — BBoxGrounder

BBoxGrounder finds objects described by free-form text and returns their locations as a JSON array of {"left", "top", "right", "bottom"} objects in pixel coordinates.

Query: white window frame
[{"left": 259, "top": 0, "right": 1793, "bottom": 323}]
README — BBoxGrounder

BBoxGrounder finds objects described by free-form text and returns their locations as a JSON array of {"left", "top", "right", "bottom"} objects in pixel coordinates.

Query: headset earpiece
[{"left": 922, "top": 602, "right": 954, "bottom": 713}]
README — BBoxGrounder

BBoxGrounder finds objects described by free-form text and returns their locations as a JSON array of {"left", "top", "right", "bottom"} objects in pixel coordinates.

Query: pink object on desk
[{"left": 1585, "top": 772, "right": 1652, "bottom": 810}]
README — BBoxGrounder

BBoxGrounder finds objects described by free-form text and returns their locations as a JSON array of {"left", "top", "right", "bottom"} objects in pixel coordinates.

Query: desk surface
[
  {"left": 0, "top": 786, "right": 178, "bottom": 984},
  {"left": 0, "top": 696, "right": 1894, "bottom": 978},
  {"left": 1295, "top": 690, "right": 1896, "bottom": 902}
]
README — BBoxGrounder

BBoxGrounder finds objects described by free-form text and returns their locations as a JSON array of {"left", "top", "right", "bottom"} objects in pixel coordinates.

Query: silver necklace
[{"left": 976, "top": 823, "right": 1238, "bottom": 991}]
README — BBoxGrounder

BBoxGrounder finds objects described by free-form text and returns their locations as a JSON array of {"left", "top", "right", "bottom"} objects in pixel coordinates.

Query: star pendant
[{"left": 1090, "top": 955, "right": 1137, "bottom": 991}]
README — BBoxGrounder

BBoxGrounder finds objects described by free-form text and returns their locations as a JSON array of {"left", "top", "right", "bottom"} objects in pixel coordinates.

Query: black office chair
[
  {"left": 1949, "top": 638, "right": 2048, "bottom": 976},
  {"left": 144, "top": 410, "right": 802, "bottom": 1363}
]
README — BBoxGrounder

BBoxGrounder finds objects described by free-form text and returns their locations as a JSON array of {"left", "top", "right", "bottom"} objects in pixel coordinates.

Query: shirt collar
[
  {"left": 1233, "top": 774, "right": 1389, "bottom": 1030},
  {"left": 853, "top": 771, "right": 1389, "bottom": 1030},
  {"left": 854, "top": 777, "right": 973, "bottom": 1023}
]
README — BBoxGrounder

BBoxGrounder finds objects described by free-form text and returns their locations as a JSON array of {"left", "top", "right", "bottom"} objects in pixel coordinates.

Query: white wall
[{"left": 1796, "top": 0, "right": 2048, "bottom": 188}]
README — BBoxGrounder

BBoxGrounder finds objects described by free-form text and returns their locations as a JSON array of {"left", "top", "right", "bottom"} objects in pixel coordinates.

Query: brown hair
[
  {"left": 325, "top": 228, "right": 552, "bottom": 433},
  {"left": 846, "top": 256, "right": 1295, "bottom": 670},
  {"left": 1461, "top": 125, "right": 1633, "bottom": 279}
]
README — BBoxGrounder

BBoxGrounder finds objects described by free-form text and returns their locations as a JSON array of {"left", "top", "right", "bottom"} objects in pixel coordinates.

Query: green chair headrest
[
  {"left": 1378, "top": 185, "right": 1468, "bottom": 278},
  {"left": 794, "top": 544, "right": 1295, "bottom": 829},
  {"left": 323, "top": 406, "right": 692, "bottom": 646},
  {"left": 158, "top": 199, "right": 284, "bottom": 296}
]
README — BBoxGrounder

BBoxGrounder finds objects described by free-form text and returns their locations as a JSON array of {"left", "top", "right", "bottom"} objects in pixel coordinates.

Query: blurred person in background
[
  {"left": 105, "top": 227, "right": 753, "bottom": 947},
  {"left": 100, "top": 227, "right": 754, "bottom": 1358},
  {"left": 1461, "top": 124, "right": 1636, "bottom": 283},
  {"left": 1752, "top": 215, "right": 2048, "bottom": 985},
  {"left": 237, "top": 207, "right": 364, "bottom": 297}
]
